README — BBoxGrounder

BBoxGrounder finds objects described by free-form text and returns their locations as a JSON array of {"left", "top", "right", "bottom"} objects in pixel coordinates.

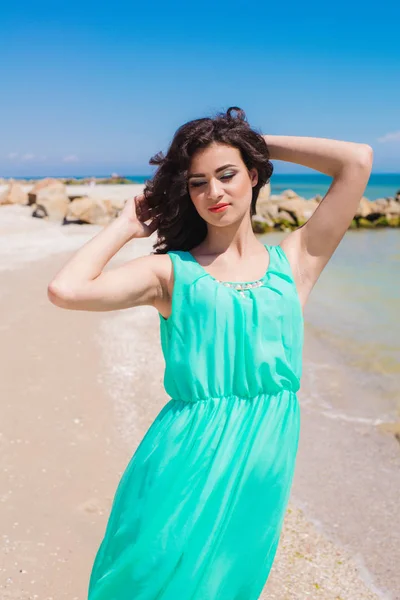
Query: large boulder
[
  {"left": 355, "top": 197, "right": 374, "bottom": 218},
  {"left": 280, "top": 189, "right": 298, "bottom": 200},
  {"left": 0, "top": 182, "right": 29, "bottom": 205},
  {"left": 256, "top": 190, "right": 318, "bottom": 227},
  {"left": 311, "top": 194, "right": 323, "bottom": 204},
  {"left": 64, "top": 196, "right": 116, "bottom": 225},
  {"left": 358, "top": 217, "right": 376, "bottom": 228},
  {"left": 28, "top": 178, "right": 63, "bottom": 205},
  {"left": 277, "top": 197, "right": 319, "bottom": 226},
  {"left": 275, "top": 209, "right": 297, "bottom": 226},
  {"left": 31, "top": 181, "right": 70, "bottom": 222},
  {"left": 257, "top": 182, "right": 271, "bottom": 202},
  {"left": 268, "top": 194, "right": 286, "bottom": 203},
  {"left": 387, "top": 215, "right": 400, "bottom": 227},
  {"left": 386, "top": 198, "right": 400, "bottom": 215},
  {"left": 109, "top": 196, "right": 128, "bottom": 215},
  {"left": 252, "top": 215, "right": 274, "bottom": 233},
  {"left": 371, "top": 198, "right": 390, "bottom": 214},
  {"left": 255, "top": 200, "right": 279, "bottom": 221}
]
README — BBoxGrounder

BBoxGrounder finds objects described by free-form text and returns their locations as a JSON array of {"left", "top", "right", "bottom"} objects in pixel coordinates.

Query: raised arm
[
  {"left": 47, "top": 196, "right": 169, "bottom": 312},
  {"left": 263, "top": 134, "right": 373, "bottom": 307}
]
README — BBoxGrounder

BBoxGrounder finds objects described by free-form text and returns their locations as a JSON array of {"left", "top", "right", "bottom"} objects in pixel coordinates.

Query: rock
[
  {"left": 0, "top": 182, "right": 29, "bottom": 205},
  {"left": 251, "top": 215, "right": 274, "bottom": 233},
  {"left": 255, "top": 201, "right": 280, "bottom": 221},
  {"left": 355, "top": 197, "right": 374, "bottom": 218},
  {"left": 372, "top": 215, "right": 389, "bottom": 227},
  {"left": 275, "top": 209, "right": 297, "bottom": 226},
  {"left": 268, "top": 194, "right": 285, "bottom": 203},
  {"left": 277, "top": 198, "right": 319, "bottom": 226},
  {"left": 109, "top": 197, "right": 128, "bottom": 214},
  {"left": 348, "top": 219, "right": 358, "bottom": 230},
  {"left": 64, "top": 196, "right": 117, "bottom": 225},
  {"left": 387, "top": 215, "right": 400, "bottom": 227},
  {"left": 372, "top": 198, "right": 390, "bottom": 213},
  {"left": 386, "top": 198, "right": 400, "bottom": 215},
  {"left": 358, "top": 217, "right": 376, "bottom": 228},
  {"left": 32, "top": 182, "right": 70, "bottom": 222},
  {"left": 32, "top": 204, "right": 47, "bottom": 219},
  {"left": 312, "top": 194, "right": 323, "bottom": 204},
  {"left": 280, "top": 189, "right": 299, "bottom": 199},
  {"left": 28, "top": 178, "right": 63, "bottom": 205},
  {"left": 29, "top": 177, "right": 61, "bottom": 192},
  {"left": 257, "top": 182, "right": 271, "bottom": 202}
]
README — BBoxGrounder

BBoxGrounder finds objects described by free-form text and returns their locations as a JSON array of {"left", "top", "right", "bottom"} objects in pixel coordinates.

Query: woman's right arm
[{"left": 47, "top": 196, "right": 170, "bottom": 312}]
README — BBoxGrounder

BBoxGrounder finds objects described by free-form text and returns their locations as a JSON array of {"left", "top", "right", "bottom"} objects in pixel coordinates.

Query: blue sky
[{"left": 1, "top": 0, "right": 400, "bottom": 176}]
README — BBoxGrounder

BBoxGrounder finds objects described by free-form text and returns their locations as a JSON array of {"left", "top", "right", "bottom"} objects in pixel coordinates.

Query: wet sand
[{"left": 0, "top": 204, "right": 398, "bottom": 599}]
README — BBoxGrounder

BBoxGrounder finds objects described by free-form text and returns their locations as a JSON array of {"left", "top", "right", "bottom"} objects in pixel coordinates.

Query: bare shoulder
[
  {"left": 134, "top": 251, "right": 173, "bottom": 298},
  {"left": 147, "top": 252, "right": 174, "bottom": 318},
  {"left": 279, "top": 229, "right": 313, "bottom": 311}
]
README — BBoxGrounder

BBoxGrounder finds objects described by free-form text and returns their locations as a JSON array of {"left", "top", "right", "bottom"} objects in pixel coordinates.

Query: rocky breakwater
[
  {"left": 253, "top": 186, "right": 400, "bottom": 233},
  {"left": 1, "top": 178, "right": 400, "bottom": 230},
  {"left": 0, "top": 178, "right": 125, "bottom": 225}
]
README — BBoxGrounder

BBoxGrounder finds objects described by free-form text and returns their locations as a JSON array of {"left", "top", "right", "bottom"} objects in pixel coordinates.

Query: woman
[{"left": 48, "top": 107, "right": 373, "bottom": 599}]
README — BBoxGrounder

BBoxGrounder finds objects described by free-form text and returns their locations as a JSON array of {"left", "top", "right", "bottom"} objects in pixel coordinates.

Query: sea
[{"left": 14, "top": 172, "right": 400, "bottom": 201}]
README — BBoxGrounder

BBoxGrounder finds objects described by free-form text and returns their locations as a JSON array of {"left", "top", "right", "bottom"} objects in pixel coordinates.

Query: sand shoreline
[{"left": 1, "top": 208, "right": 398, "bottom": 599}]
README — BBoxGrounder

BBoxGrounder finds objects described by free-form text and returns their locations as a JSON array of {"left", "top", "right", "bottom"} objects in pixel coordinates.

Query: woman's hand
[{"left": 119, "top": 194, "right": 158, "bottom": 239}]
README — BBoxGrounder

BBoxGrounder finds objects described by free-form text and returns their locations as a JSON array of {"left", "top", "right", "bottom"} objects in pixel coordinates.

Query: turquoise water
[
  {"left": 269, "top": 173, "right": 400, "bottom": 201},
  {"left": 15, "top": 173, "right": 400, "bottom": 201},
  {"left": 300, "top": 229, "right": 400, "bottom": 409}
]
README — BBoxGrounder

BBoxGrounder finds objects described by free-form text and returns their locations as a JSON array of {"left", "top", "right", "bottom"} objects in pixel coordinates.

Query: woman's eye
[
  {"left": 190, "top": 181, "right": 205, "bottom": 188},
  {"left": 190, "top": 173, "right": 235, "bottom": 188}
]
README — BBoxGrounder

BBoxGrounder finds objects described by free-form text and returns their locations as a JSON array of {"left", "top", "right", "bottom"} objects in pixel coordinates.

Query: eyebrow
[{"left": 187, "top": 163, "right": 237, "bottom": 179}]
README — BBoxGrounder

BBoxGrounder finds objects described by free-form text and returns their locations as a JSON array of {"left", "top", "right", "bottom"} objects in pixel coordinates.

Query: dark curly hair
[{"left": 140, "top": 106, "right": 273, "bottom": 254}]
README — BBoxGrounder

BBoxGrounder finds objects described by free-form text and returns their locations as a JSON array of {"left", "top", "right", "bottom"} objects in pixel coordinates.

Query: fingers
[
  {"left": 132, "top": 194, "right": 159, "bottom": 235},
  {"left": 134, "top": 194, "right": 151, "bottom": 221}
]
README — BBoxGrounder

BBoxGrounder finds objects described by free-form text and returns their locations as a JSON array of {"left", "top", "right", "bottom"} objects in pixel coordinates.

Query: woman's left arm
[{"left": 263, "top": 135, "right": 373, "bottom": 307}]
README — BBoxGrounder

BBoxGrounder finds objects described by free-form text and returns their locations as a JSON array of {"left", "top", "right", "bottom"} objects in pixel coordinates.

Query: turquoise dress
[{"left": 88, "top": 243, "right": 304, "bottom": 600}]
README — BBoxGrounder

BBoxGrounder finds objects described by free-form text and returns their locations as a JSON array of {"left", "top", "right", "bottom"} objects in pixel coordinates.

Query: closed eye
[{"left": 189, "top": 173, "right": 235, "bottom": 188}]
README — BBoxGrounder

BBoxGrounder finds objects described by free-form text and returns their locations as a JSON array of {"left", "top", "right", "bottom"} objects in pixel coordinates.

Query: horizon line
[{"left": 1, "top": 172, "right": 400, "bottom": 179}]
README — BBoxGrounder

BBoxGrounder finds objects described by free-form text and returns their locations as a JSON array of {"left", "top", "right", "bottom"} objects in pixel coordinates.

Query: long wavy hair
[{"left": 139, "top": 106, "right": 274, "bottom": 254}]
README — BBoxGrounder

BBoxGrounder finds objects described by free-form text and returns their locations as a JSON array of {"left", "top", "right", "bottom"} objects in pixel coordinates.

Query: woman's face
[{"left": 187, "top": 143, "right": 258, "bottom": 226}]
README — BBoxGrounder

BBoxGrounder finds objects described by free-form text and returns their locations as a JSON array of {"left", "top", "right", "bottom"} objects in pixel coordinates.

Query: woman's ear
[{"left": 249, "top": 168, "right": 258, "bottom": 187}]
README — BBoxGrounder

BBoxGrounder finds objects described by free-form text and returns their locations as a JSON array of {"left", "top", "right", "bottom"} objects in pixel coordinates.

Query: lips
[{"left": 208, "top": 203, "right": 230, "bottom": 211}]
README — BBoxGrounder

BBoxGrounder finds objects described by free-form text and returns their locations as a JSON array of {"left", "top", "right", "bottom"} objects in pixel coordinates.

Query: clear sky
[{"left": 1, "top": 0, "right": 400, "bottom": 176}]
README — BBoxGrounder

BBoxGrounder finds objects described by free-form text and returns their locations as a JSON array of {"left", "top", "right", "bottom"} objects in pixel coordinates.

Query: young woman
[{"left": 48, "top": 107, "right": 373, "bottom": 599}]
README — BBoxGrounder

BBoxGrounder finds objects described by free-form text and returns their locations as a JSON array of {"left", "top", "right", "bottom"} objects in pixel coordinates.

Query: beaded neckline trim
[
  {"left": 215, "top": 278, "right": 264, "bottom": 297},
  {"left": 185, "top": 244, "right": 272, "bottom": 298}
]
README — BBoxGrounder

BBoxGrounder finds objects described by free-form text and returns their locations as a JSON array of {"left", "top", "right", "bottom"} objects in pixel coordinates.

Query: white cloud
[
  {"left": 377, "top": 131, "right": 400, "bottom": 143},
  {"left": 63, "top": 154, "right": 79, "bottom": 163},
  {"left": 6, "top": 152, "right": 47, "bottom": 161}
]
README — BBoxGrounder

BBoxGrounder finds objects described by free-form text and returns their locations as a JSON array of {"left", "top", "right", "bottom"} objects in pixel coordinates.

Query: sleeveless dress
[{"left": 88, "top": 243, "right": 304, "bottom": 600}]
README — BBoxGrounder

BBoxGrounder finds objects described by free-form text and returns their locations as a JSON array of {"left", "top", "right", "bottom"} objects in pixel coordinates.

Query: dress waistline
[{"left": 169, "top": 389, "right": 298, "bottom": 404}]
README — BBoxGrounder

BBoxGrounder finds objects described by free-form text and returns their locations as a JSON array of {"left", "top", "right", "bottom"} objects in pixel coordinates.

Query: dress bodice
[{"left": 158, "top": 244, "right": 304, "bottom": 403}]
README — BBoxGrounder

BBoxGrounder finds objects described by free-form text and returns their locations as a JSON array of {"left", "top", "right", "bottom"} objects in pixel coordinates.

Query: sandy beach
[{"left": 1, "top": 201, "right": 399, "bottom": 600}]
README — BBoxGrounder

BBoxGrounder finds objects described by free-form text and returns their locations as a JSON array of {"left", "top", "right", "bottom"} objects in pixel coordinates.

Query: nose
[{"left": 208, "top": 178, "right": 224, "bottom": 201}]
